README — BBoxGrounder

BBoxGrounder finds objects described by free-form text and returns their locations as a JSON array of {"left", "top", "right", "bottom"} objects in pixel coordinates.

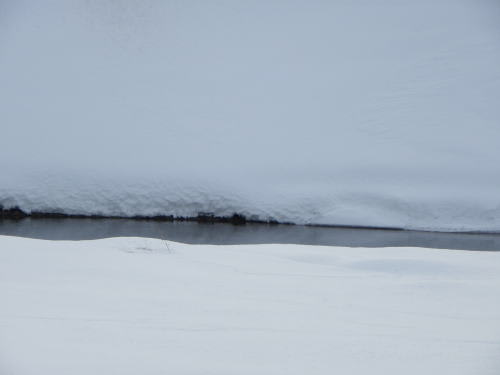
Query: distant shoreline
[
  {"left": 0, "top": 206, "right": 281, "bottom": 226},
  {"left": 3, "top": 206, "right": 500, "bottom": 235}
]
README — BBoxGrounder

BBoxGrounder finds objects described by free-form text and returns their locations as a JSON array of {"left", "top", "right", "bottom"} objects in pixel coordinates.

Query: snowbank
[
  {"left": 1, "top": 236, "right": 499, "bottom": 374},
  {"left": 1, "top": 1, "right": 500, "bottom": 231}
]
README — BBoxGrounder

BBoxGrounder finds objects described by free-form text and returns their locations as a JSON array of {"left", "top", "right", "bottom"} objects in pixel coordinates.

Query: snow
[
  {"left": 2, "top": 1, "right": 500, "bottom": 231},
  {"left": 1, "top": 235, "right": 499, "bottom": 374}
]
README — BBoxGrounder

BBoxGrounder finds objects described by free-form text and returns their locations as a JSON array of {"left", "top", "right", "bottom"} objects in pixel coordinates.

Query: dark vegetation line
[
  {"left": 5, "top": 205, "right": 496, "bottom": 234},
  {"left": 0, "top": 205, "right": 409, "bottom": 232},
  {"left": 0, "top": 205, "right": 401, "bottom": 230},
  {"left": 0, "top": 206, "right": 284, "bottom": 226}
]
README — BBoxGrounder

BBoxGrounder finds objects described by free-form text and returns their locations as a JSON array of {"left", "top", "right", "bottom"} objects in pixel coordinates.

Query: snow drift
[
  {"left": 1, "top": 236, "right": 500, "bottom": 374},
  {"left": 1, "top": 1, "right": 500, "bottom": 231}
]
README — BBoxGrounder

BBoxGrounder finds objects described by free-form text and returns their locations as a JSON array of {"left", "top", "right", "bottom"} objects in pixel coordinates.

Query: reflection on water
[{"left": 1, "top": 218, "right": 499, "bottom": 251}]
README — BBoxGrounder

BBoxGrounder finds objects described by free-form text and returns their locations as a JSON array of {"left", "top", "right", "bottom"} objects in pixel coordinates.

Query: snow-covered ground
[
  {"left": 1, "top": 235, "right": 499, "bottom": 374},
  {"left": 2, "top": 1, "right": 500, "bottom": 231}
]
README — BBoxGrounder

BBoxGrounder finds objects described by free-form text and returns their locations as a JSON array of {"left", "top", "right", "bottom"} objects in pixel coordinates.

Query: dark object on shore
[{"left": 0, "top": 207, "right": 27, "bottom": 220}]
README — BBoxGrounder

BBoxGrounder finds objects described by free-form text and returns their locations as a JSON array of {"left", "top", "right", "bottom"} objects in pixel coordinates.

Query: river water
[{"left": 1, "top": 218, "right": 499, "bottom": 251}]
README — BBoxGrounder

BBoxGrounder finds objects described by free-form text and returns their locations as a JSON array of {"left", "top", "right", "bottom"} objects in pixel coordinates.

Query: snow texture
[
  {"left": 1, "top": 235, "right": 500, "bottom": 374},
  {"left": 2, "top": 1, "right": 500, "bottom": 231}
]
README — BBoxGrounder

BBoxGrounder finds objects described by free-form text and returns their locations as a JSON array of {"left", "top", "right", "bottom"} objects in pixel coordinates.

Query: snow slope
[
  {"left": 1, "top": 236, "right": 500, "bottom": 374},
  {"left": 1, "top": 1, "right": 500, "bottom": 230}
]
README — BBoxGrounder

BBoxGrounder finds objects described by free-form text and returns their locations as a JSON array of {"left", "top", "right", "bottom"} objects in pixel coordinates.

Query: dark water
[{"left": 1, "top": 218, "right": 499, "bottom": 251}]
